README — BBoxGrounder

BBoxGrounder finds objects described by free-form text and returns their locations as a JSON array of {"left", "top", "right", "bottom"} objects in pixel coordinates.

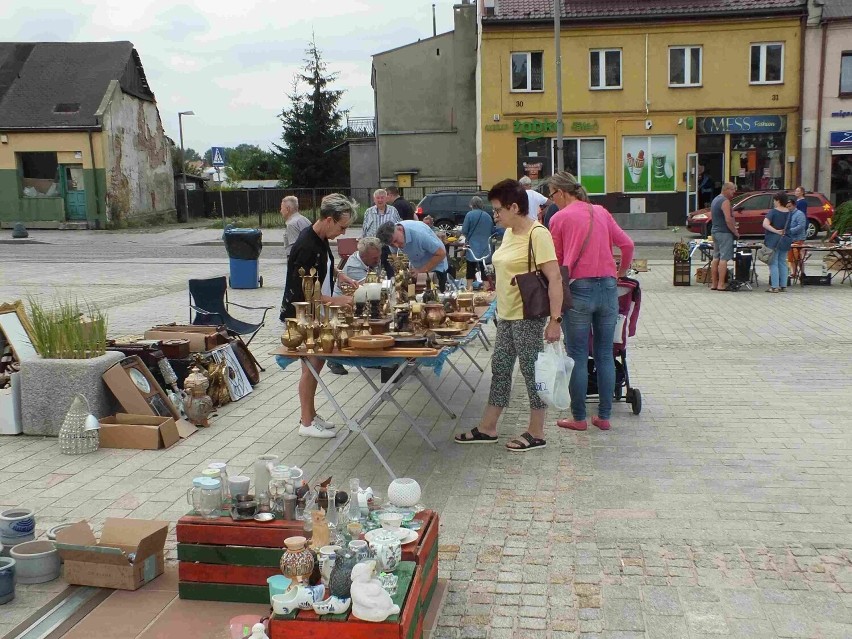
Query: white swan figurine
[
  {"left": 312, "top": 595, "right": 351, "bottom": 615},
  {"left": 350, "top": 560, "right": 400, "bottom": 622}
]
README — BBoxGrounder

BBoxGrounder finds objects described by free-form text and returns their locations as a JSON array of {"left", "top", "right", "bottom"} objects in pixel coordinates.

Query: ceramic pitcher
[{"left": 368, "top": 530, "right": 401, "bottom": 573}]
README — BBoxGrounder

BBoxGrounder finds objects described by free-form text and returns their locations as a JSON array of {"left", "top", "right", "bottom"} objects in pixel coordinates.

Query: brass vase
[
  {"left": 319, "top": 326, "right": 336, "bottom": 353},
  {"left": 337, "top": 323, "right": 350, "bottom": 350},
  {"left": 281, "top": 320, "right": 304, "bottom": 351},
  {"left": 293, "top": 302, "right": 311, "bottom": 340}
]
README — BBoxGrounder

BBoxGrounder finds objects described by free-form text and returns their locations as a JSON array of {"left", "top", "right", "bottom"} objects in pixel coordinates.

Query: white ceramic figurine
[{"left": 350, "top": 560, "right": 400, "bottom": 622}]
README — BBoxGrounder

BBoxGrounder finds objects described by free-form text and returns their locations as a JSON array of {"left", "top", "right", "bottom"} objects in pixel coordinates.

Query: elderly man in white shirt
[
  {"left": 519, "top": 176, "right": 549, "bottom": 222},
  {"left": 362, "top": 189, "right": 400, "bottom": 277}
]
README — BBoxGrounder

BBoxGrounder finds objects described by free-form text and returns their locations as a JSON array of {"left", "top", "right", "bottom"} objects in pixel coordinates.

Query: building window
[
  {"left": 18, "top": 152, "right": 59, "bottom": 198},
  {"left": 750, "top": 43, "right": 784, "bottom": 84},
  {"left": 669, "top": 46, "right": 702, "bottom": 87},
  {"left": 511, "top": 52, "right": 543, "bottom": 92},
  {"left": 622, "top": 136, "right": 677, "bottom": 193},
  {"left": 589, "top": 49, "right": 621, "bottom": 90},
  {"left": 841, "top": 52, "right": 852, "bottom": 97},
  {"left": 552, "top": 138, "right": 607, "bottom": 194}
]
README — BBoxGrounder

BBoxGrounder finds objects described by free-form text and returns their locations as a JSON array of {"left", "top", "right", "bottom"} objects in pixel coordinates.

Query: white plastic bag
[{"left": 535, "top": 342, "right": 574, "bottom": 410}]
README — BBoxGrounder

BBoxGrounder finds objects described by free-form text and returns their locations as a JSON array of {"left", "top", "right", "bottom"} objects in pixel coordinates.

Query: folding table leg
[
  {"left": 412, "top": 367, "right": 457, "bottom": 419},
  {"left": 445, "top": 357, "right": 476, "bottom": 392},
  {"left": 302, "top": 358, "right": 398, "bottom": 481},
  {"left": 355, "top": 366, "right": 438, "bottom": 451},
  {"left": 459, "top": 344, "right": 485, "bottom": 372},
  {"left": 478, "top": 329, "right": 491, "bottom": 350}
]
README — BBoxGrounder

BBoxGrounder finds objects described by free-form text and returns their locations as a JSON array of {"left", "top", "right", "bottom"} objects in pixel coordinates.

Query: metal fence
[{"left": 196, "top": 184, "right": 481, "bottom": 228}]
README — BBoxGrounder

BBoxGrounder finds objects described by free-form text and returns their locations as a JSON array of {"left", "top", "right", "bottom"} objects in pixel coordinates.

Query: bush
[
  {"left": 28, "top": 297, "right": 108, "bottom": 359},
  {"left": 832, "top": 200, "right": 852, "bottom": 235}
]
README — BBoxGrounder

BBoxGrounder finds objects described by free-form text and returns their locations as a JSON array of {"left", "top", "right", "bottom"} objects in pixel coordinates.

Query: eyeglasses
[
  {"left": 548, "top": 190, "right": 560, "bottom": 198},
  {"left": 493, "top": 206, "right": 507, "bottom": 214}
]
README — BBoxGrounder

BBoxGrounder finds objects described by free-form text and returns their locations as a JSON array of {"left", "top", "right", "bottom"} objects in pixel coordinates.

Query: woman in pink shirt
[{"left": 547, "top": 172, "right": 634, "bottom": 431}]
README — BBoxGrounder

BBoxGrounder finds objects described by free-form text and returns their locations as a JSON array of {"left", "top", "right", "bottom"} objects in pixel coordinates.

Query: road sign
[{"left": 211, "top": 147, "right": 226, "bottom": 167}]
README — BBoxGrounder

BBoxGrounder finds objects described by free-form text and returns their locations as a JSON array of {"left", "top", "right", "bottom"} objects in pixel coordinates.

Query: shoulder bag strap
[{"left": 568, "top": 204, "right": 596, "bottom": 273}]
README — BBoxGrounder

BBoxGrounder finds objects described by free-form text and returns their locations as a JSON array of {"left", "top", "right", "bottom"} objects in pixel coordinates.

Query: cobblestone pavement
[{"left": 1, "top": 233, "right": 850, "bottom": 638}]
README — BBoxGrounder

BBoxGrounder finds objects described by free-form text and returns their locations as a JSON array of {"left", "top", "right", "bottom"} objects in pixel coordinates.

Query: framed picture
[
  {"left": 0, "top": 301, "right": 39, "bottom": 361},
  {"left": 210, "top": 344, "right": 252, "bottom": 401}
]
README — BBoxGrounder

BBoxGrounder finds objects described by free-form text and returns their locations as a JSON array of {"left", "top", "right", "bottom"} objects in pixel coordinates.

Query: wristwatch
[{"left": 553, "top": 316, "right": 563, "bottom": 324}]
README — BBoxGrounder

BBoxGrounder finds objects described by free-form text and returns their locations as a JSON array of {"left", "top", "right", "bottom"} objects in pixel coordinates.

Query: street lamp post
[{"left": 178, "top": 110, "right": 195, "bottom": 222}]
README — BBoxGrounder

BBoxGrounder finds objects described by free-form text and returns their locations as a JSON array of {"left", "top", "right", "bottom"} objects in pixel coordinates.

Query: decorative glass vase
[{"left": 58, "top": 394, "right": 99, "bottom": 455}]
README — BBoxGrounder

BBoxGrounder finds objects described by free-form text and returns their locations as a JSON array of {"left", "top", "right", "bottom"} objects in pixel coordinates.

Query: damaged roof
[
  {"left": 483, "top": 0, "right": 807, "bottom": 23},
  {"left": 0, "top": 41, "right": 155, "bottom": 130}
]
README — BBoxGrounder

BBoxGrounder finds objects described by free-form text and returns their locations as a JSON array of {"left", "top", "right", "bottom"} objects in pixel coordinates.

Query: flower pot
[
  {"left": 0, "top": 557, "right": 15, "bottom": 605},
  {"left": 0, "top": 508, "right": 35, "bottom": 550},
  {"left": 10, "top": 540, "right": 60, "bottom": 584},
  {"left": 20, "top": 351, "right": 124, "bottom": 436}
]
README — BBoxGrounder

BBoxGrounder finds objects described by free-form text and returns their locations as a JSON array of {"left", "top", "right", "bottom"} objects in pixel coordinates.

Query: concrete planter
[
  {"left": 10, "top": 540, "right": 61, "bottom": 584},
  {"left": 20, "top": 351, "right": 124, "bottom": 436},
  {"left": 0, "top": 556, "right": 15, "bottom": 604}
]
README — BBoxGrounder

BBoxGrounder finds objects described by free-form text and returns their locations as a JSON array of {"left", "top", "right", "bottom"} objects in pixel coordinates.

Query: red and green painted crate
[{"left": 176, "top": 509, "right": 439, "bottom": 610}]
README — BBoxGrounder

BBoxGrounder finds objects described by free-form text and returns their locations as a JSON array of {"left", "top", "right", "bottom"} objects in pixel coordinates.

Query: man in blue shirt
[{"left": 377, "top": 220, "right": 449, "bottom": 291}]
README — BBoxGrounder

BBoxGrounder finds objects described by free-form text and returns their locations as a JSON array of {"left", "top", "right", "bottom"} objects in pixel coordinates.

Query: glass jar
[
  {"left": 269, "top": 465, "right": 303, "bottom": 518},
  {"left": 201, "top": 469, "right": 227, "bottom": 512},
  {"left": 188, "top": 477, "right": 221, "bottom": 520},
  {"left": 207, "top": 462, "right": 231, "bottom": 506}
]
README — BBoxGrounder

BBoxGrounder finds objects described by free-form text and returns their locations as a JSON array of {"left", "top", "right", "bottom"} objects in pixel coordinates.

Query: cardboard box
[
  {"left": 98, "top": 414, "right": 180, "bottom": 450},
  {"left": 102, "top": 356, "right": 197, "bottom": 439},
  {"left": 55, "top": 519, "right": 169, "bottom": 590},
  {"left": 143, "top": 325, "right": 227, "bottom": 353}
]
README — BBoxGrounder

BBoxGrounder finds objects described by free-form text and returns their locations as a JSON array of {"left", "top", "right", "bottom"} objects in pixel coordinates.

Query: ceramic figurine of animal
[
  {"left": 350, "top": 560, "right": 400, "bottom": 622},
  {"left": 309, "top": 509, "right": 330, "bottom": 549},
  {"left": 329, "top": 550, "right": 358, "bottom": 599}
]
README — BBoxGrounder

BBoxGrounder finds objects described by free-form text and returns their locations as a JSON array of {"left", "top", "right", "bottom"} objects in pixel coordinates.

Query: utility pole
[
  {"left": 432, "top": 4, "right": 437, "bottom": 37},
  {"left": 178, "top": 110, "right": 195, "bottom": 222},
  {"left": 554, "top": 0, "right": 564, "bottom": 172}
]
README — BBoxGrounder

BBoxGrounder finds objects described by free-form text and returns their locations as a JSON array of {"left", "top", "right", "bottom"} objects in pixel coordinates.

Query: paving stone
[{"left": 602, "top": 600, "right": 645, "bottom": 631}]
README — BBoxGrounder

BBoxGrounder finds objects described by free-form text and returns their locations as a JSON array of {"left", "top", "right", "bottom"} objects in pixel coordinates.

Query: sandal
[
  {"left": 454, "top": 427, "right": 497, "bottom": 444},
  {"left": 505, "top": 432, "right": 547, "bottom": 452}
]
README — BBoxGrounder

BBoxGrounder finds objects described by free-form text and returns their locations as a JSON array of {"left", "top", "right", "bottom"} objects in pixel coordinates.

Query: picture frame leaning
[{"left": 0, "top": 300, "right": 39, "bottom": 361}]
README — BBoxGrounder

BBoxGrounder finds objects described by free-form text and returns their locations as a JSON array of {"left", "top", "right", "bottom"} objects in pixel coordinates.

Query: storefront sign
[
  {"left": 622, "top": 135, "right": 677, "bottom": 193},
  {"left": 831, "top": 110, "right": 852, "bottom": 118},
  {"left": 570, "top": 120, "right": 599, "bottom": 133},
  {"left": 830, "top": 131, "right": 852, "bottom": 148},
  {"left": 484, "top": 123, "right": 509, "bottom": 131},
  {"left": 513, "top": 118, "right": 557, "bottom": 139},
  {"left": 696, "top": 115, "right": 786, "bottom": 134}
]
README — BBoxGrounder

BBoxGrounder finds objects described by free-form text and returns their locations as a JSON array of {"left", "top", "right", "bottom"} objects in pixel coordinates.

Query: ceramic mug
[
  {"left": 228, "top": 475, "right": 251, "bottom": 499},
  {"left": 267, "top": 574, "right": 291, "bottom": 599},
  {"left": 348, "top": 539, "right": 369, "bottom": 562},
  {"left": 318, "top": 545, "right": 341, "bottom": 584}
]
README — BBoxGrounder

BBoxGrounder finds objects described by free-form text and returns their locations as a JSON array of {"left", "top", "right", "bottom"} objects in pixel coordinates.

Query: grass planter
[{"left": 20, "top": 351, "right": 124, "bottom": 436}]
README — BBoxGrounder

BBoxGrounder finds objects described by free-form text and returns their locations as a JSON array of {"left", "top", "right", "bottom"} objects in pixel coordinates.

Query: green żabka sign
[{"left": 514, "top": 119, "right": 599, "bottom": 139}]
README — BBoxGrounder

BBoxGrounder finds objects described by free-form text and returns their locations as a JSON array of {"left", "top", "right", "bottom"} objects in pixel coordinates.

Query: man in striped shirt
[{"left": 362, "top": 189, "right": 400, "bottom": 277}]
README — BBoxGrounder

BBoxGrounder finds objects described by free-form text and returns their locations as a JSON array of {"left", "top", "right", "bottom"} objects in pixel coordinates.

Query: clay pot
[
  {"left": 280, "top": 536, "right": 315, "bottom": 583},
  {"left": 424, "top": 304, "right": 446, "bottom": 329}
]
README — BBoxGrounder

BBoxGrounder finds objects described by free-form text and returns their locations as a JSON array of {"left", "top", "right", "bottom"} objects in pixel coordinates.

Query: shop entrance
[
  {"left": 696, "top": 135, "right": 724, "bottom": 207},
  {"left": 60, "top": 164, "right": 87, "bottom": 221},
  {"left": 831, "top": 153, "right": 852, "bottom": 206}
]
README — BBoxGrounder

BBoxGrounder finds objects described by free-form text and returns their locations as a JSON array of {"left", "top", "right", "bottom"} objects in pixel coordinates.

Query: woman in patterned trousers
[{"left": 454, "top": 179, "right": 563, "bottom": 452}]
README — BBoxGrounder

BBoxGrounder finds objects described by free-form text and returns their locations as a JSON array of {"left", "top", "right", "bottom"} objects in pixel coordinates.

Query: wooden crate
[
  {"left": 177, "top": 514, "right": 305, "bottom": 603},
  {"left": 269, "top": 561, "right": 423, "bottom": 639},
  {"left": 177, "top": 510, "right": 439, "bottom": 606}
]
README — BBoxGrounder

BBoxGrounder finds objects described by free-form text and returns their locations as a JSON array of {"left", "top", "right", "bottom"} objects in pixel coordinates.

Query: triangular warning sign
[{"left": 213, "top": 149, "right": 224, "bottom": 165}]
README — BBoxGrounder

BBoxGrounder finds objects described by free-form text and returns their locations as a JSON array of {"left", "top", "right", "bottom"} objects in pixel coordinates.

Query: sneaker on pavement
[
  {"left": 298, "top": 421, "right": 336, "bottom": 439},
  {"left": 313, "top": 414, "right": 336, "bottom": 430},
  {"left": 328, "top": 362, "right": 348, "bottom": 375}
]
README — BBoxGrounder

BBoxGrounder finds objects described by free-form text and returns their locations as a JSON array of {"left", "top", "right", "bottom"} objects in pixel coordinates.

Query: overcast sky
[{"left": 7, "top": 0, "right": 457, "bottom": 153}]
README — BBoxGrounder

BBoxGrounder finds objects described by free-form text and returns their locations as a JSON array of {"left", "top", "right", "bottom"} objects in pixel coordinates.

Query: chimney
[{"left": 484, "top": 0, "right": 495, "bottom": 17}]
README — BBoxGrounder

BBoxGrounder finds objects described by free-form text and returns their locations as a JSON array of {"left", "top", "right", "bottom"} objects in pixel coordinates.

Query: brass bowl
[{"left": 447, "top": 312, "right": 474, "bottom": 323}]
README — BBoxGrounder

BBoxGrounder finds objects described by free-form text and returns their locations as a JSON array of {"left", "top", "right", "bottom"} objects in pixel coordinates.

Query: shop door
[
  {"left": 685, "top": 153, "right": 698, "bottom": 221},
  {"left": 60, "top": 165, "right": 87, "bottom": 221}
]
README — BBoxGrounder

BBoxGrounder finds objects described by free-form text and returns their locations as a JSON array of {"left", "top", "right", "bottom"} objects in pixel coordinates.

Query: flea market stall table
[{"left": 795, "top": 244, "right": 852, "bottom": 286}]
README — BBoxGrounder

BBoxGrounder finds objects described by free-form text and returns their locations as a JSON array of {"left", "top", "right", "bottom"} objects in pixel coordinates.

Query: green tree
[
  {"left": 171, "top": 143, "right": 202, "bottom": 176},
  {"left": 274, "top": 37, "right": 349, "bottom": 187},
  {"left": 204, "top": 145, "right": 283, "bottom": 181}
]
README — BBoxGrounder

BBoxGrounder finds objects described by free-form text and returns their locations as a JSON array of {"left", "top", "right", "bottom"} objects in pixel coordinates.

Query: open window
[{"left": 18, "top": 152, "right": 59, "bottom": 198}]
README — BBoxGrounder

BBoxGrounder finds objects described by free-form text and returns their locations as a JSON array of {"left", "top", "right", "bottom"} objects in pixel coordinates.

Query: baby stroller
[{"left": 584, "top": 277, "right": 643, "bottom": 414}]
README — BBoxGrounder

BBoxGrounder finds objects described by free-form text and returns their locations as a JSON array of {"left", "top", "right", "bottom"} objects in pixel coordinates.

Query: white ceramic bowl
[
  {"left": 387, "top": 478, "right": 422, "bottom": 508},
  {"left": 378, "top": 512, "right": 403, "bottom": 531},
  {"left": 9, "top": 540, "right": 60, "bottom": 584}
]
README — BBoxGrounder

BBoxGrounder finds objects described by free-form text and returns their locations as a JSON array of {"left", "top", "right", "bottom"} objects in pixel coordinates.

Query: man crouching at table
[{"left": 280, "top": 193, "right": 357, "bottom": 438}]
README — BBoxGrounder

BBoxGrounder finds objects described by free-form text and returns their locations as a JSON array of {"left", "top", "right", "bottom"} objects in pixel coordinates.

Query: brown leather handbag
[{"left": 512, "top": 207, "right": 594, "bottom": 320}]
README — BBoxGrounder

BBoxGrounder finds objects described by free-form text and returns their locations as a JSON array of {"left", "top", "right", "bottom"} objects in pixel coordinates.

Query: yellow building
[{"left": 479, "top": 0, "right": 806, "bottom": 224}]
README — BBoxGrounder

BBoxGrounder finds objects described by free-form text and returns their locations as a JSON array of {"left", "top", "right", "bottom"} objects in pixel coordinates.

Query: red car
[{"left": 687, "top": 191, "right": 833, "bottom": 239}]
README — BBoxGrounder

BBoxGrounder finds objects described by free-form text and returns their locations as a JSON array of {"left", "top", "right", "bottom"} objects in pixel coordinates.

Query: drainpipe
[
  {"left": 87, "top": 128, "right": 102, "bottom": 229},
  {"left": 813, "top": 19, "right": 828, "bottom": 190},
  {"left": 644, "top": 34, "right": 650, "bottom": 114}
]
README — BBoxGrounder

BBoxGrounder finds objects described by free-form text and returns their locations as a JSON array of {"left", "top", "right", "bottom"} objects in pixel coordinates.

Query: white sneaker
[
  {"left": 299, "top": 421, "right": 336, "bottom": 439},
  {"left": 314, "top": 414, "right": 336, "bottom": 430}
]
